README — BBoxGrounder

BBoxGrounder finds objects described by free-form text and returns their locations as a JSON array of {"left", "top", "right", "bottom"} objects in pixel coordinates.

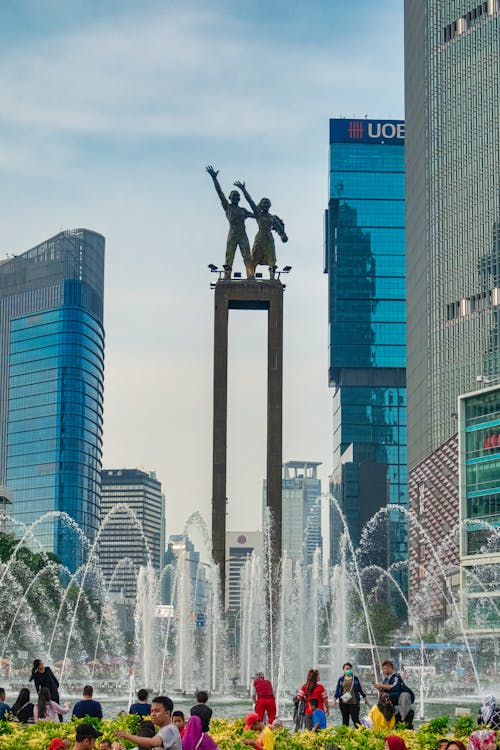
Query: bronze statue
[
  {"left": 234, "top": 180, "right": 288, "bottom": 279},
  {"left": 206, "top": 165, "right": 255, "bottom": 279}
]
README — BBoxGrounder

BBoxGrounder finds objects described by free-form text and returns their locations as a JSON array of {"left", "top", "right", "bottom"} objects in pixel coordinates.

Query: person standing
[
  {"left": 478, "top": 695, "right": 500, "bottom": 729},
  {"left": 252, "top": 672, "right": 277, "bottom": 725},
  {"left": 333, "top": 662, "right": 369, "bottom": 726},
  {"left": 296, "top": 669, "right": 329, "bottom": 731},
  {"left": 373, "top": 661, "right": 403, "bottom": 705},
  {"left": 72, "top": 685, "right": 103, "bottom": 719},
  {"left": 30, "top": 659, "right": 61, "bottom": 705},
  {"left": 115, "top": 695, "right": 182, "bottom": 749},
  {"left": 130, "top": 688, "right": 152, "bottom": 717},
  {"left": 190, "top": 691, "right": 212, "bottom": 733}
]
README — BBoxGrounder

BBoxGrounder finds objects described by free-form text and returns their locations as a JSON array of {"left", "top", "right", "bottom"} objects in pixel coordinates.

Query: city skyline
[{"left": 0, "top": 0, "right": 404, "bottom": 535}]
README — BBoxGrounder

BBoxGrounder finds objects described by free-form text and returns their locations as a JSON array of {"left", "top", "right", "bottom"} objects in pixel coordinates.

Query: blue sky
[{"left": 0, "top": 0, "right": 404, "bottom": 540}]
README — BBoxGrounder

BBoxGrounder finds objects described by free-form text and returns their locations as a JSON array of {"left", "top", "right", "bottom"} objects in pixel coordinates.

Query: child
[
  {"left": 190, "top": 691, "right": 213, "bottom": 732},
  {"left": 309, "top": 698, "right": 327, "bottom": 731}
]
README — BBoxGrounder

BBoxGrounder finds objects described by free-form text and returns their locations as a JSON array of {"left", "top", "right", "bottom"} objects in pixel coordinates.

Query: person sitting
[
  {"left": 10, "top": 687, "right": 34, "bottom": 723},
  {"left": 478, "top": 695, "right": 500, "bottom": 730},
  {"left": 309, "top": 698, "right": 327, "bottom": 732},
  {"left": 130, "top": 689, "right": 152, "bottom": 717},
  {"left": 367, "top": 693, "right": 396, "bottom": 732},
  {"left": 34, "top": 687, "right": 70, "bottom": 722},
  {"left": 72, "top": 685, "right": 103, "bottom": 720},
  {"left": 0, "top": 687, "right": 10, "bottom": 720}
]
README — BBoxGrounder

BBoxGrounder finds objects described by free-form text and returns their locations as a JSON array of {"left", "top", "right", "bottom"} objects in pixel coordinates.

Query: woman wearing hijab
[
  {"left": 182, "top": 716, "right": 220, "bottom": 750},
  {"left": 385, "top": 738, "right": 408, "bottom": 750},
  {"left": 367, "top": 693, "right": 396, "bottom": 732},
  {"left": 467, "top": 730, "right": 497, "bottom": 750},
  {"left": 478, "top": 695, "right": 500, "bottom": 730}
]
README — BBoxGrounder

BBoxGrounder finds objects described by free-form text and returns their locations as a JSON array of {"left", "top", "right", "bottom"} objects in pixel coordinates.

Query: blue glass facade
[
  {"left": 325, "top": 120, "right": 407, "bottom": 587},
  {"left": 0, "top": 230, "right": 105, "bottom": 572}
]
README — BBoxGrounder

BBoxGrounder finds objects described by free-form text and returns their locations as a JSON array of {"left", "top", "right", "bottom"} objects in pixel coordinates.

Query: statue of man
[{"left": 206, "top": 165, "right": 255, "bottom": 279}]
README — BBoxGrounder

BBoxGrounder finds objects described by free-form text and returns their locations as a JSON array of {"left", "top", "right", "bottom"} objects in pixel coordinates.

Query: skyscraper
[
  {"left": 281, "top": 461, "right": 322, "bottom": 565},
  {"left": 99, "top": 469, "right": 165, "bottom": 600},
  {"left": 405, "top": 0, "right": 500, "bottom": 467},
  {"left": 325, "top": 119, "right": 407, "bottom": 580},
  {"left": 405, "top": 0, "right": 500, "bottom": 627},
  {"left": 0, "top": 229, "right": 105, "bottom": 572}
]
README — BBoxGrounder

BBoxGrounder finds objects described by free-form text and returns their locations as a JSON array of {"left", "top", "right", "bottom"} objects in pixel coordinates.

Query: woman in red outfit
[
  {"left": 297, "top": 669, "right": 329, "bottom": 731},
  {"left": 252, "top": 672, "right": 276, "bottom": 724}
]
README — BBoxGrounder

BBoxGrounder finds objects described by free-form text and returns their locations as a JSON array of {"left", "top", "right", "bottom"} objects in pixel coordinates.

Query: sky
[{"left": 0, "top": 0, "right": 404, "bottom": 544}]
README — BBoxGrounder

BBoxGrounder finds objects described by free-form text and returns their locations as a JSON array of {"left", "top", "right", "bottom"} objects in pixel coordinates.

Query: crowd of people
[{"left": 0, "top": 658, "right": 499, "bottom": 750}]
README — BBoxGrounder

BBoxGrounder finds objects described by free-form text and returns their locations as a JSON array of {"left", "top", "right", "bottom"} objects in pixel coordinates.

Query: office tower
[
  {"left": 281, "top": 460, "right": 322, "bottom": 565},
  {"left": 100, "top": 469, "right": 165, "bottom": 599},
  {"left": 405, "top": 0, "right": 500, "bottom": 629},
  {"left": 168, "top": 533, "right": 208, "bottom": 617},
  {"left": 325, "top": 119, "right": 407, "bottom": 581},
  {"left": 225, "top": 530, "right": 262, "bottom": 612},
  {"left": 0, "top": 229, "right": 105, "bottom": 572},
  {"left": 405, "top": 0, "right": 500, "bottom": 467}
]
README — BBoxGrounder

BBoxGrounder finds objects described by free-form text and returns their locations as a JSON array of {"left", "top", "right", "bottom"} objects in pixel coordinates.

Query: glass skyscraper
[
  {"left": 0, "top": 229, "right": 105, "bottom": 572},
  {"left": 325, "top": 119, "right": 407, "bottom": 580},
  {"left": 405, "top": 0, "right": 500, "bottom": 469}
]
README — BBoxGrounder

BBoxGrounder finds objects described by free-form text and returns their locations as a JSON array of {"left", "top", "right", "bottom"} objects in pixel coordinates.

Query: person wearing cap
[
  {"left": 252, "top": 672, "right": 276, "bottom": 725},
  {"left": 243, "top": 713, "right": 274, "bottom": 750},
  {"left": 115, "top": 695, "right": 182, "bottom": 749},
  {"left": 74, "top": 722, "right": 103, "bottom": 750},
  {"left": 48, "top": 739, "right": 71, "bottom": 750}
]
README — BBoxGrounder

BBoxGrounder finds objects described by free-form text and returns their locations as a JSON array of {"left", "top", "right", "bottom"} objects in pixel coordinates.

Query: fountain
[{"left": 0, "top": 490, "right": 496, "bottom": 720}]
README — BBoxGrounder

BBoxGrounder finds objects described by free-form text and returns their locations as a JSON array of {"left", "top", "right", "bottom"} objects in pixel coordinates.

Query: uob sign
[
  {"left": 367, "top": 121, "right": 405, "bottom": 140},
  {"left": 331, "top": 119, "right": 405, "bottom": 145}
]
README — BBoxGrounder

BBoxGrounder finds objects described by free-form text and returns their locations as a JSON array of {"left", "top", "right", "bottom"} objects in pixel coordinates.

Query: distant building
[
  {"left": 99, "top": 469, "right": 165, "bottom": 600},
  {"left": 281, "top": 461, "right": 322, "bottom": 565},
  {"left": 225, "top": 531, "right": 262, "bottom": 613},
  {"left": 459, "top": 385, "right": 500, "bottom": 635},
  {"left": 325, "top": 119, "right": 407, "bottom": 586},
  {"left": 168, "top": 534, "right": 208, "bottom": 616},
  {"left": 0, "top": 229, "right": 105, "bottom": 572}
]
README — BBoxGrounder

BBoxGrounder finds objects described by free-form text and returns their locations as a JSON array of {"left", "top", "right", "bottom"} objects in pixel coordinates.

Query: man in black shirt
[{"left": 190, "top": 691, "right": 212, "bottom": 732}]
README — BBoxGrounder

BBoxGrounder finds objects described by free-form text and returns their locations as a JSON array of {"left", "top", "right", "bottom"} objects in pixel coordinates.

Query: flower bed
[{"left": 0, "top": 714, "right": 477, "bottom": 750}]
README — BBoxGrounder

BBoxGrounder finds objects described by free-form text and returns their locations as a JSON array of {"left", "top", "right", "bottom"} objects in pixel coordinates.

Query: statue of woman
[{"left": 234, "top": 181, "right": 287, "bottom": 279}]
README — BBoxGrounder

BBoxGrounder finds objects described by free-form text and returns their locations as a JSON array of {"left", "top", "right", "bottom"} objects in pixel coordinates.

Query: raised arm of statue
[
  {"left": 234, "top": 181, "right": 258, "bottom": 216},
  {"left": 206, "top": 165, "right": 228, "bottom": 210}
]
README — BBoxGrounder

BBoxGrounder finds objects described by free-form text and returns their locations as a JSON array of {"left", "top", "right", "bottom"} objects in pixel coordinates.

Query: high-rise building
[
  {"left": 405, "top": 0, "right": 500, "bottom": 626},
  {"left": 0, "top": 229, "right": 105, "bottom": 572},
  {"left": 281, "top": 461, "right": 322, "bottom": 565},
  {"left": 225, "top": 530, "right": 262, "bottom": 612},
  {"left": 325, "top": 119, "right": 407, "bottom": 580},
  {"left": 405, "top": 0, "right": 500, "bottom": 469},
  {"left": 99, "top": 469, "right": 165, "bottom": 600}
]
